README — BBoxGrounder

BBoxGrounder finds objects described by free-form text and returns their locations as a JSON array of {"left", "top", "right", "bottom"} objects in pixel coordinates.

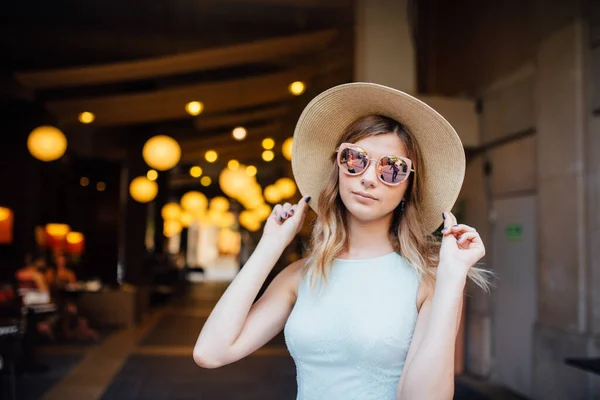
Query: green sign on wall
[{"left": 505, "top": 223, "right": 523, "bottom": 241}]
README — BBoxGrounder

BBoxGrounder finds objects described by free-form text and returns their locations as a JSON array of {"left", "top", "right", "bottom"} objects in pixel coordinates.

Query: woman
[{"left": 194, "top": 83, "right": 489, "bottom": 399}]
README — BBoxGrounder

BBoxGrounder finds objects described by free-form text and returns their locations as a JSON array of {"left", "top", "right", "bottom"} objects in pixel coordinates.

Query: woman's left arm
[{"left": 397, "top": 211, "right": 485, "bottom": 400}]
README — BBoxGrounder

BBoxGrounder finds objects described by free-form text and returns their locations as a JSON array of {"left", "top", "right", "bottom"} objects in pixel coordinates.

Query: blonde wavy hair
[{"left": 304, "top": 115, "right": 490, "bottom": 291}]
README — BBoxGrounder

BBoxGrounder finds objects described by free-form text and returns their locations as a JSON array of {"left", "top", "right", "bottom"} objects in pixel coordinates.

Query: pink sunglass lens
[
  {"left": 378, "top": 156, "right": 409, "bottom": 184},
  {"left": 340, "top": 147, "right": 367, "bottom": 174}
]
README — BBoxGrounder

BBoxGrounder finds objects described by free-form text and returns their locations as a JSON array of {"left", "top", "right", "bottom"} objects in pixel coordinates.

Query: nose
[{"left": 360, "top": 160, "right": 379, "bottom": 188}]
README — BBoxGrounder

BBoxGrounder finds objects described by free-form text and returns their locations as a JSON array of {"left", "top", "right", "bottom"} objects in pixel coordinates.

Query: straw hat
[{"left": 291, "top": 82, "right": 465, "bottom": 234}]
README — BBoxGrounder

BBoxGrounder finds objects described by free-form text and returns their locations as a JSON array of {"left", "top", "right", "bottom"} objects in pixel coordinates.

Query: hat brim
[{"left": 291, "top": 82, "right": 465, "bottom": 234}]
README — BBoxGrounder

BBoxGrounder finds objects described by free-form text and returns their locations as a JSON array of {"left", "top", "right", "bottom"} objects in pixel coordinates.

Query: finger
[
  {"left": 446, "top": 211, "right": 458, "bottom": 226},
  {"left": 271, "top": 204, "right": 283, "bottom": 222},
  {"left": 457, "top": 231, "right": 482, "bottom": 244},
  {"left": 281, "top": 203, "right": 292, "bottom": 219},
  {"left": 297, "top": 195, "right": 311, "bottom": 216},
  {"left": 441, "top": 211, "right": 456, "bottom": 234},
  {"left": 451, "top": 224, "right": 476, "bottom": 233}
]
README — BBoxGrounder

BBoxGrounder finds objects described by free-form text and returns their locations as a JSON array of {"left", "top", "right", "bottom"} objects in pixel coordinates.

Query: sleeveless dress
[{"left": 284, "top": 252, "right": 420, "bottom": 400}]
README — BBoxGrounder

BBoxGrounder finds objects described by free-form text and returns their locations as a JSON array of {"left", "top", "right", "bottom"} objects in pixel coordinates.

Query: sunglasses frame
[{"left": 335, "top": 142, "right": 415, "bottom": 186}]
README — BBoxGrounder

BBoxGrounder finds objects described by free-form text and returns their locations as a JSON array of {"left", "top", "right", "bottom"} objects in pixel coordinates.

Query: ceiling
[{"left": 2, "top": 0, "right": 355, "bottom": 189}]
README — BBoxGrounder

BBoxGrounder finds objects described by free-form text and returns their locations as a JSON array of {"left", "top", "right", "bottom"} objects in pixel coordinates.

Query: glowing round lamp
[
  {"left": 205, "top": 150, "right": 218, "bottom": 163},
  {"left": 0, "top": 207, "right": 14, "bottom": 244},
  {"left": 0, "top": 207, "right": 11, "bottom": 222},
  {"left": 239, "top": 211, "right": 261, "bottom": 232},
  {"left": 46, "top": 223, "right": 70, "bottom": 238},
  {"left": 219, "top": 167, "right": 253, "bottom": 198},
  {"left": 66, "top": 231, "right": 85, "bottom": 254},
  {"left": 164, "top": 220, "right": 183, "bottom": 237},
  {"left": 190, "top": 166, "right": 202, "bottom": 177},
  {"left": 264, "top": 185, "right": 282, "bottom": 204},
  {"left": 210, "top": 196, "right": 230, "bottom": 212},
  {"left": 228, "top": 160, "right": 239, "bottom": 170},
  {"left": 66, "top": 232, "right": 84, "bottom": 244},
  {"left": 254, "top": 203, "right": 272, "bottom": 221},
  {"left": 181, "top": 191, "right": 208, "bottom": 212},
  {"left": 232, "top": 127, "right": 247, "bottom": 141},
  {"left": 129, "top": 176, "right": 158, "bottom": 203},
  {"left": 200, "top": 176, "right": 212, "bottom": 186},
  {"left": 161, "top": 202, "right": 182, "bottom": 220},
  {"left": 180, "top": 211, "right": 194, "bottom": 228},
  {"left": 185, "top": 101, "right": 204, "bottom": 116},
  {"left": 275, "top": 177, "right": 297, "bottom": 199},
  {"left": 282, "top": 137, "right": 293, "bottom": 161},
  {"left": 245, "top": 165, "right": 257, "bottom": 177},
  {"left": 78, "top": 112, "right": 95, "bottom": 124},
  {"left": 27, "top": 126, "right": 67, "bottom": 162},
  {"left": 289, "top": 81, "right": 306, "bottom": 95},
  {"left": 142, "top": 135, "right": 181, "bottom": 171},
  {"left": 262, "top": 138, "right": 275, "bottom": 150},
  {"left": 262, "top": 150, "right": 275, "bottom": 162},
  {"left": 239, "top": 193, "right": 264, "bottom": 210},
  {"left": 147, "top": 170, "right": 158, "bottom": 181}
]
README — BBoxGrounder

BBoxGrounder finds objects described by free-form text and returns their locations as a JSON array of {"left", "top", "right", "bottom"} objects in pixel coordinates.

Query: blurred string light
[
  {"left": 262, "top": 138, "right": 275, "bottom": 150},
  {"left": 245, "top": 165, "right": 257, "bottom": 177},
  {"left": 185, "top": 101, "right": 204, "bottom": 116},
  {"left": 201, "top": 176, "right": 212, "bottom": 186},
  {"left": 262, "top": 150, "right": 274, "bottom": 162},
  {"left": 78, "top": 111, "right": 95, "bottom": 124},
  {"left": 205, "top": 150, "right": 218, "bottom": 163},
  {"left": 96, "top": 182, "right": 106, "bottom": 192},
  {"left": 289, "top": 81, "right": 306, "bottom": 95},
  {"left": 232, "top": 127, "right": 247, "bottom": 141},
  {"left": 147, "top": 169, "right": 158, "bottom": 181},
  {"left": 228, "top": 160, "right": 239, "bottom": 170},
  {"left": 80, "top": 177, "right": 89, "bottom": 187},
  {"left": 190, "top": 166, "right": 202, "bottom": 177}
]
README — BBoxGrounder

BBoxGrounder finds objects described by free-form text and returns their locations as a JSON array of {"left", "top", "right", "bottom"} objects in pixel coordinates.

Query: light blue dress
[{"left": 284, "top": 252, "right": 420, "bottom": 400}]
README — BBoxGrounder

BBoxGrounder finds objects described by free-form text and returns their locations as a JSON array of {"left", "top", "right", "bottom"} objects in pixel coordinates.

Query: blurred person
[
  {"left": 46, "top": 254, "right": 99, "bottom": 341},
  {"left": 16, "top": 256, "right": 55, "bottom": 339},
  {"left": 193, "top": 83, "right": 490, "bottom": 399}
]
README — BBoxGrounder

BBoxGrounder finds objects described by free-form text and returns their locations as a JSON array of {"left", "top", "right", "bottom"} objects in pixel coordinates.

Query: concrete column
[
  {"left": 355, "top": 0, "right": 416, "bottom": 92},
  {"left": 533, "top": 9, "right": 600, "bottom": 398}
]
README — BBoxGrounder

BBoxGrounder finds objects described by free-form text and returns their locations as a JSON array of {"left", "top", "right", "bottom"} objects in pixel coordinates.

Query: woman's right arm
[{"left": 193, "top": 196, "right": 310, "bottom": 368}]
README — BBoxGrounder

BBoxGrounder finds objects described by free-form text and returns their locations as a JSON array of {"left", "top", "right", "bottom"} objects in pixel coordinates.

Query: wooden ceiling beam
[
  {"left": 47, "top": 69, "right": 312, "bottom": 127},
  {"left": 16, "top": 30, "right": 338, "bottom": 89}
]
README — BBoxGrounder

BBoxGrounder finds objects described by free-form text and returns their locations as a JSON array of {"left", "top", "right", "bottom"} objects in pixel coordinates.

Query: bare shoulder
[
  {"left": 276, "top": 257, "right": 308, "bottom": 300},
  {"left": 416, "top": 274, "right": 435, "bottom": 312}
]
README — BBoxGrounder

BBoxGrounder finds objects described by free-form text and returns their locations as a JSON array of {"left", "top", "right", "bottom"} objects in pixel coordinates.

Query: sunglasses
[{"left": 335, "top": 143, "right": 414, "bottom": 186}]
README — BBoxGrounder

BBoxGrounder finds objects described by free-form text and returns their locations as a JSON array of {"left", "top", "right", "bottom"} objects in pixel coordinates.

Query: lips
[{"left": 352, "top": 191, "right": 378, "bottom": 201}]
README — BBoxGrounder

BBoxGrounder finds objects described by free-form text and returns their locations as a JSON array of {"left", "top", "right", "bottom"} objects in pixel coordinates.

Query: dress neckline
[{"left": 333, "top": 251, "right": 397, "bottom": 263}]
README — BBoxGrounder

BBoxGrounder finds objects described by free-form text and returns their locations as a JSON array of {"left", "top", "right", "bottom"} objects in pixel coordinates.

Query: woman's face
[{"left": 338, "top": 133, "right": 409, "bottom": 223}]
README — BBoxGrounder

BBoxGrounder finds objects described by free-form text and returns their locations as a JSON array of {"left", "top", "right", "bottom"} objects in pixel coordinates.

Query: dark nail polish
[
  {"left": 289, "top": 209, "right": 294, "bottom": 215},
  {"left": 452, "top": 224, "right": 458, "bottom": 227},
  {"left": 306, "top": 196, "right": 311, "bottom": 202},
  {"left": 442, "top": 212, "right": 446, "bottom": 220},
  {"left": 283, "top": 212, "right": 287, "bottom": 218},
  {"left": 278, "top": 216, "right": 282, "bottom": 222}
]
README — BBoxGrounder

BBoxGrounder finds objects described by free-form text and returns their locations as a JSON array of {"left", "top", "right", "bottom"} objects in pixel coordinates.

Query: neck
[{"left": 341, "top": 212, "right": 395, "bottom": 259}]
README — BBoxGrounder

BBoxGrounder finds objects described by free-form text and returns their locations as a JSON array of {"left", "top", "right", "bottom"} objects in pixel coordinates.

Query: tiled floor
[{"left": 6, "top": 282, "right": 526, "bottom": 399}]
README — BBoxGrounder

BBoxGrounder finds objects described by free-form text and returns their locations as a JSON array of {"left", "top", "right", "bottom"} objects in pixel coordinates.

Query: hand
[
  {"left": 261, "top": 196, "right": 311, "bottom": 247},
  {"left": 438, "top": 211, "right": 486, "bottom": 285}
]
